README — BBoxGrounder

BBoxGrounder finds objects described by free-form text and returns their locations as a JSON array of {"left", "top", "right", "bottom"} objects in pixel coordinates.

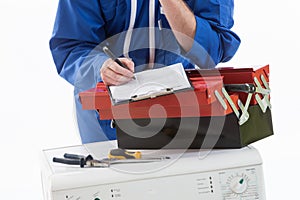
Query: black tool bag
[{"left": 115, "top": 104, "right": 273, "bottom": 149}]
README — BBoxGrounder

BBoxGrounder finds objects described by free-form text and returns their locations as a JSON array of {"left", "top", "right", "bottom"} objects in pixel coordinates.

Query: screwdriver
[
  {"left": 108, "top": 148, "right": 170, "bottom": 160},
  {"left": 108, "top": 148, "right": 142, "bottom": 159}
]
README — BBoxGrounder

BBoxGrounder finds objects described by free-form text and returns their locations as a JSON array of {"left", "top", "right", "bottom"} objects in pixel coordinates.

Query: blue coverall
[{"left": 50, "top": 0, "right": 240, "bottom": 143}]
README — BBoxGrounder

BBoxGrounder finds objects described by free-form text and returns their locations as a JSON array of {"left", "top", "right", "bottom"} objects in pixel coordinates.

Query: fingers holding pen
[
  {"left": 101, "top": 58, "right": 135, "bottom": 86},
  {"left": 119, "top": 57, "right": 135, "bottom": 72}
]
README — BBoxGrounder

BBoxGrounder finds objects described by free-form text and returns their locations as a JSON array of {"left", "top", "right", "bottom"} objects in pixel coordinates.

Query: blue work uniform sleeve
[
  {"left": 184, "top": 0, "right": 240, "bottom": 68},
  {"left": 49, "top": 0, "right": 107, "bottom": 88},
  {"left": 49, "top": 0, "right": 115, "bottom": 143}
]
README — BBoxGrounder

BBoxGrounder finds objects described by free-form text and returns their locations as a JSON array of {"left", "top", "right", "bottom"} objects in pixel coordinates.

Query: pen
[{"left": 102, "top": 46, "right": 136, "bottom": 80}]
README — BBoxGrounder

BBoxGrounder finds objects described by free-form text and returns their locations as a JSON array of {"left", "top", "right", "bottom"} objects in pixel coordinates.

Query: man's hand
[
  {"left": 159, "top": 0, "right": 196, "bottom": 52},
  {"left": 100, "top": 58, "right": 135, "bottom": 86}
]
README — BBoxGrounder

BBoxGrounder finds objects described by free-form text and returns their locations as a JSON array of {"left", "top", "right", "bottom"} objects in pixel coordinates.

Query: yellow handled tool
[{"left": 108, "top": 148, "right": 142, "bottom": 159}]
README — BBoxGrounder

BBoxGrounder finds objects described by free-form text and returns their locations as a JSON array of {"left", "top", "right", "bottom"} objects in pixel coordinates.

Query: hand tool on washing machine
[
  {"left": 53, "top": 151, "right": 169, "bottom": 168},
  {"left": 108, "top": 148, "right": 170, "bottom": 160}
]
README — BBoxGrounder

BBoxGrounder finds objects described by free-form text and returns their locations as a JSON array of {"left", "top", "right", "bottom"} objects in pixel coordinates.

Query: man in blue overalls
[{"left": 50, "top": 0, "right": 240, "bottom": 144}]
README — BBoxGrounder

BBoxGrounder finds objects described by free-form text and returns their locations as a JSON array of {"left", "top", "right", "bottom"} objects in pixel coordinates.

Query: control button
[{"left": 229, "top": 176, "right": 248, "bottom": 194}]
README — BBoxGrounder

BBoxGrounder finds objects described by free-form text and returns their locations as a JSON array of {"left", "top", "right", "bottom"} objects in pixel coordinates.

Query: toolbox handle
[{"left": 224, "top": 84, "right": 256, "bottom": 93}]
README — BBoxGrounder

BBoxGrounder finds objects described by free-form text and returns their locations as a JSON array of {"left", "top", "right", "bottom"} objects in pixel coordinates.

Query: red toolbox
[{"left": 79, "top": 65, "right": 273, "bottom": 149}]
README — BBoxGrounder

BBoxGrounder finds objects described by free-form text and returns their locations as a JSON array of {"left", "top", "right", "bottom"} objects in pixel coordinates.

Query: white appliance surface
[{"left": 41, "top": 141, "right": 265, "bottom": 200}]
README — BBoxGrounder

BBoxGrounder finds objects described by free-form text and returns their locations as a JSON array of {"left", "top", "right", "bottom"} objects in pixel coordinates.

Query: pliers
[{"left": 53, "top": 153, "right": 110, "bottom": 168}]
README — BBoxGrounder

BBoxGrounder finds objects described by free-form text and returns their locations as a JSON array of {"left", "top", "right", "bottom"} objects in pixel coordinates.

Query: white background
[{"left": 0, "top": 0, "right": 299, "bottom": 199}]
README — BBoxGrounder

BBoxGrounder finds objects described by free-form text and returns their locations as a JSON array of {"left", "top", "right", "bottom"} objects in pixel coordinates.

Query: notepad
[{"left": 108, "top": 63, "right": 193, "bottom": 105}]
